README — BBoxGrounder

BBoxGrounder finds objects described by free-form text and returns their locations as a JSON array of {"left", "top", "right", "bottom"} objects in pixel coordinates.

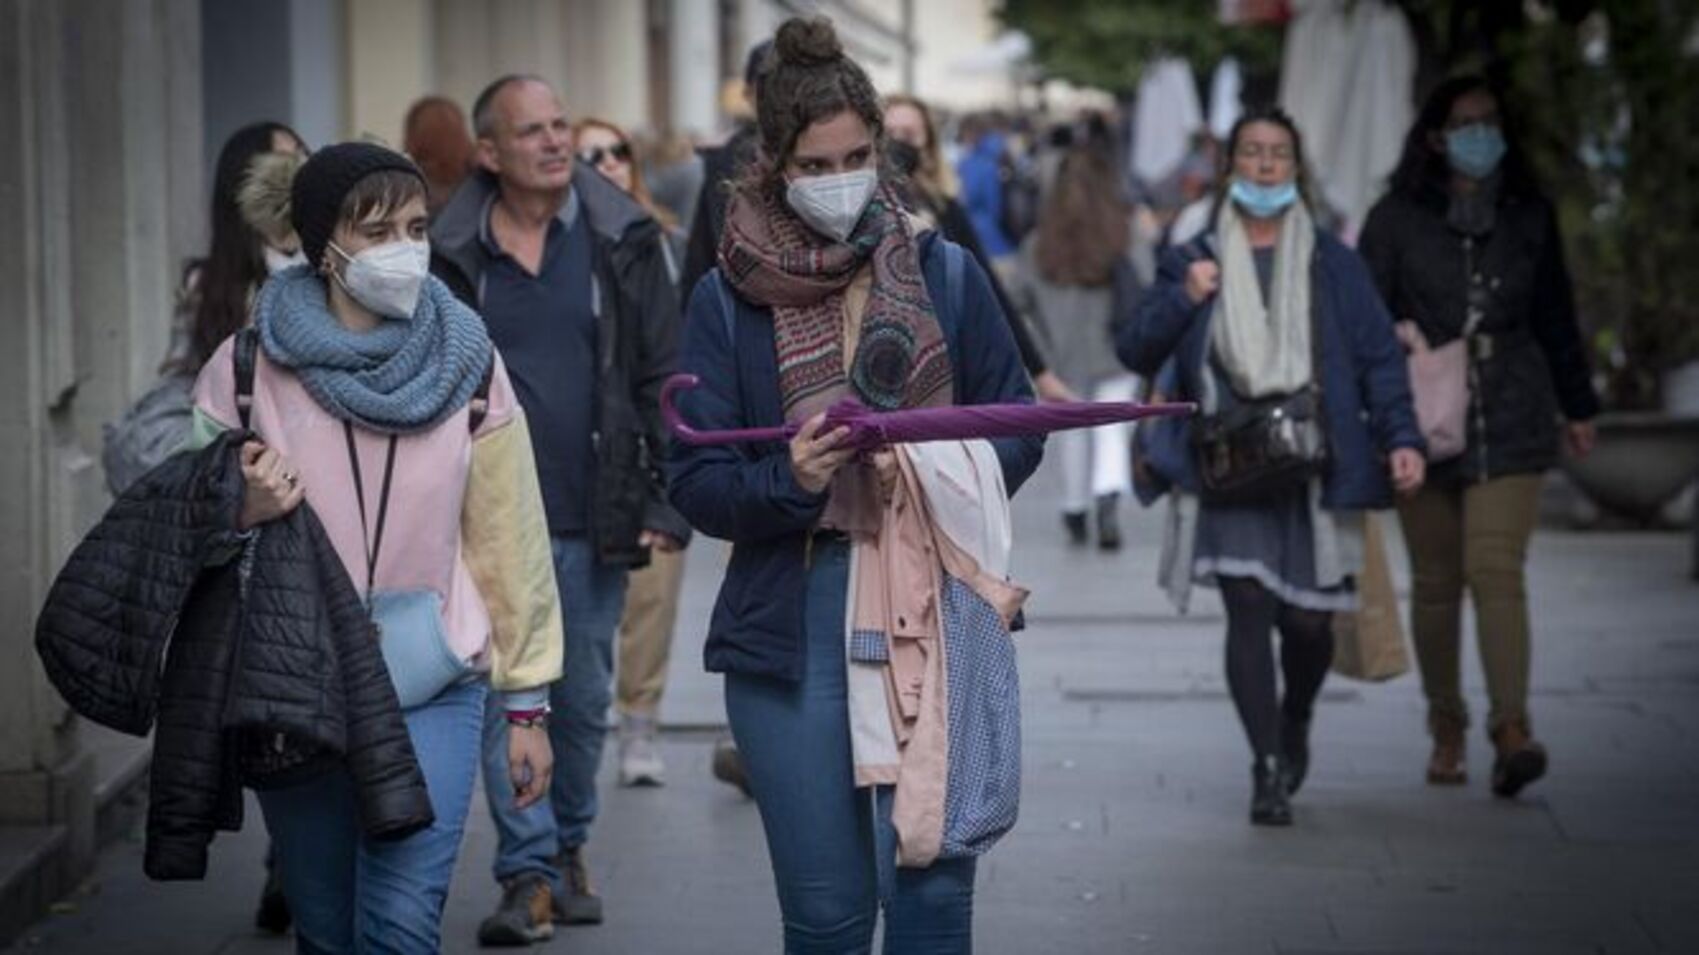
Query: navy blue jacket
[
  {"left": 669, "top": 234, "right": 1044, "bottom": 680},
  {"left": 1117, "top": 229, "right": 1423, "bottom": 510}
]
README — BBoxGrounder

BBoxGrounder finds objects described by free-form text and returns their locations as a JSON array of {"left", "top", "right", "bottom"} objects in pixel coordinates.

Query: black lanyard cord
[{"left": 343, "top": 421, "right": 399, "bottom": 599}]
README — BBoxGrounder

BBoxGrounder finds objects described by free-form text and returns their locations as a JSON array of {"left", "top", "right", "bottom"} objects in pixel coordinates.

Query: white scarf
[{"left": 1209, "top": 199, "right": 1315, "bottom": 399}]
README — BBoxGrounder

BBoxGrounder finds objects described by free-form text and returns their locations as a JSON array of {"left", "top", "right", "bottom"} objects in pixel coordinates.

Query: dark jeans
[
  {"left": 482, "top": 534, "right": 629, "bottom": 890},
  {"left": 725, "top": 539, "right": 977, "bottom": 954}
]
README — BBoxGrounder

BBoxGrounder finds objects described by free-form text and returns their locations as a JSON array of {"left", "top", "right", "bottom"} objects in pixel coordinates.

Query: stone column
[
  {"left": 435, "top": 0, "right": 573, "bottom": 126},
  {"left": 0, "top": 0, "right": 202, "bottom": 877},
  {"left": 584, "top": 0, "right": 649, "bottom": 130},
  {"left": 345, "top": 0, "right": 435, "bottom": 148},
  {"left": 670, "top": 0, "right": 720, "bottom": 138}
]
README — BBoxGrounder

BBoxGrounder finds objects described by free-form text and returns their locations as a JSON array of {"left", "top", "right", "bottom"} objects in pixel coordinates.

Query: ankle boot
[
  {"left": 1490, "top": 719, "right": 1547, "bottom": 798},
  {"left": 1427, "top": 715, "right": 1468, "bottom": 786},
  {"left": 1095, "top": 493, "right": 1122, "bottom": 551},
  {"left": 1250, "top": 755, "right": 1293, "bottom": 826},
  {"left": 1281, "top": 714, "right": 1311, "bottom": 796}
]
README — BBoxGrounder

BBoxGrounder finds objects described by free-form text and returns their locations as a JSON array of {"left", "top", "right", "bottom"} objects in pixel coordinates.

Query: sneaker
[
  {"left": 477, "top": 874, "right": 554, "bottom": 947},
  {"left": 617, "top": 714, "right": 666, "bottom": 787},
  {"left": 710, "top": 736, "right": 753, "bottom": 798},
  {"left": 551, "top": 845, "right": 604, "bottom": 925}
]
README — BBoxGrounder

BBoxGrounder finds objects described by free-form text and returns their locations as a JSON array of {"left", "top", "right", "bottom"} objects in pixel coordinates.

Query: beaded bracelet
[{"left": 505, "top": 707, "right": 549, "bottom": 728}]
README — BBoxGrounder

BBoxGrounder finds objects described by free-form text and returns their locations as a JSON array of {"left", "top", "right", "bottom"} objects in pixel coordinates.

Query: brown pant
[
  {"left": 615, "top": 547, "right": 687, "bottom": 718},
  {"left": 1397, "top": 474, "right": 1542, "bottom": 735}
]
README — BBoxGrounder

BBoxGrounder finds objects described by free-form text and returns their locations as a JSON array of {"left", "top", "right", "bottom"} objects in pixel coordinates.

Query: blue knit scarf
[{"left": 254, "top": 266, "right": 493, "bottom": 434}]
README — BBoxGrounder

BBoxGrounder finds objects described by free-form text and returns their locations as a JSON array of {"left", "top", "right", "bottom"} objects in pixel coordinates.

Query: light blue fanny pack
[{"left": 370, "top": 589, "right": 474, "bottom": 710}]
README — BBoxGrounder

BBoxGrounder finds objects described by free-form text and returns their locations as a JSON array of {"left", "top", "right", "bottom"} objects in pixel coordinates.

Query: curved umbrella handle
[
  {"left": 660, "top": 373, "right": 793, "bottom": 446},
  {"left": 660, "top": 373, "right": 703, "bottom": 443}
]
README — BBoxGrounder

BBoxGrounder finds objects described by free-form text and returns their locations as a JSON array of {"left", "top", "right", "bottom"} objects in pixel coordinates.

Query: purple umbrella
[{"left": 662, "top": 374, "right": 1197, "bottom": 451}]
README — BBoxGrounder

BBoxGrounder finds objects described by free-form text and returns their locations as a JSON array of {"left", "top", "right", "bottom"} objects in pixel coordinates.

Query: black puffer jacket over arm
[{"left": 35, "top": 431, "right": 433, "bottom": 880}]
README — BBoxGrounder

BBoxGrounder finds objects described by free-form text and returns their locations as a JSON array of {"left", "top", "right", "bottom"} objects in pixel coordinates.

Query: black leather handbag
[
  {"left": 1191, "top": 235, "right": 1330, "bottom": 505},
  {"left": 1192, "top": 386, "right": 1328, "bottom": 505}
]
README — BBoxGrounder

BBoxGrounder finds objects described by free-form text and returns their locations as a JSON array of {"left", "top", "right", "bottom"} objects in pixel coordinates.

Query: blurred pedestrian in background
[
  {"left": 681, "top": 40, "right": 772, "bottom": 304},
  {"left": 884, "top": 93, "right": 1070, "bottom": 402},
  {"left": 105, "top": 122, "right": 309, "bottom": 498},
  {"left": 954, "top": 112, "right": 1018, "bottom": 276},
  {"left": 669, "top": 17, "right": 1041, "bottom": 952},
  {"left": 1358, "top": 76, "right": 1599, "bottom": 798},
  {"left": 1119, "top": 107, "right": 1425, "bottom": 827},
  {"left": 573, "top": 114, "right": 689, "bottom": 788},
  {"left": 403, "top": 96, "right": 475, "bottom": 220},
  {"left": 640, "top": 128, "right": 705, "bottom": 235},
  {"left": 1012, "top": 145, "right": 1140, "bottom": 549}
]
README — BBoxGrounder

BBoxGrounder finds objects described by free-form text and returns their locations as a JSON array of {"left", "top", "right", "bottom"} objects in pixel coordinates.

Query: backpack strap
[
  {"left": 468, "top": 357, "right": 495, "bottom": 433},
  {"left": 713, "top": 272, "right": 736, "bottom": 348},
  {"left": 233, "top": 326, "right": 259, "bottom": 431},
  {"left": 942, "top": 237, "right": 966, "bottom": 322}
]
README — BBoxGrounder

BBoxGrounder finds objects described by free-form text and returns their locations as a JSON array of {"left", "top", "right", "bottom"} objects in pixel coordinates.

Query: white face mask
[
  {"left": 785, "top": 169, "right": 878, "bottom": 242},
  {"left": 329, "top": 239, "right": 430, "bottom": 319},
  {"left": 263, "top": 245, "right": 307, "bottom": 275}
]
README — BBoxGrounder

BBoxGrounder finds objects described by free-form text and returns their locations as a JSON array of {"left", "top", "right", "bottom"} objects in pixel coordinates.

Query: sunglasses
[{"left": 579, "top": 143, "right": 632, "bottom": 166}]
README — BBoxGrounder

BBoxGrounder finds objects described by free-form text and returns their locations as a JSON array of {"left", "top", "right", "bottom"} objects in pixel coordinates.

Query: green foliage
[
  {"left": 1505, "top": 1, "right": 1699, "bottom": 404},
  {"left": 999, "top": 0, "right": 1282, "bottom": 94}
]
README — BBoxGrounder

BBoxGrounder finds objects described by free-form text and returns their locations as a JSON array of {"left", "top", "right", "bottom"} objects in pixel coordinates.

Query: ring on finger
[{"left": 284, "top": 472, "right": 299, "bottom": 487}]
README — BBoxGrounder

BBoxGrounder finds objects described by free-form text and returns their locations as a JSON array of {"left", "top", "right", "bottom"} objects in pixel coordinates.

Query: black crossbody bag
[{"left": 1186, "top": 239, "right": 1330, "bottom": 505}]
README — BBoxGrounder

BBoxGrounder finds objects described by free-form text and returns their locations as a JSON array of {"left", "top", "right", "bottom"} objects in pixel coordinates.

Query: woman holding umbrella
[
  {"left": 1118, "top": 107, "right": 1426, "bottom": 827},
  {"left": 668, "top": 16, "right": 1041, "bottom": 952}
]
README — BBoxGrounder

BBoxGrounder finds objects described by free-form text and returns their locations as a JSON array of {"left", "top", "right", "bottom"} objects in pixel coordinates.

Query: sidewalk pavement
[{"left": 9, "top": 460, "right": 1698, "bottom": 954}]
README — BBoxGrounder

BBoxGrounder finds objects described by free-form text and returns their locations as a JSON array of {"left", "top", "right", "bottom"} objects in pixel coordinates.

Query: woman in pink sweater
[{"left": 188, "top": 142, "right": 563, "bottom": 954}]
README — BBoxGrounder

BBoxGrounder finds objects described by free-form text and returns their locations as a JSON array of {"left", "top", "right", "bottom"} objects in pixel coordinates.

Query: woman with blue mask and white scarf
[
  {"left": 1118, "top": 107, "right": 1426, "bottom": 827},
  {"left": 1360, "top": 78, "right": 1600, "bottom": 801},
  {"left": 182, "top": 142, "right": 565, "bottom": 953}
]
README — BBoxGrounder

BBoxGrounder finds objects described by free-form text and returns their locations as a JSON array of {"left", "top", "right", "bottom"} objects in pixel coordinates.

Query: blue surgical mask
[
  {"left": 1445, "top": 123, "right": 1506, "bottom": 179},
  {"left": 1229, "top": 178, "right": 1299, "bottom": 219}
]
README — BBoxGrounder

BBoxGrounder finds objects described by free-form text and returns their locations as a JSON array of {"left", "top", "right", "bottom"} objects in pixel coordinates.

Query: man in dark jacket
[
  {"left": 679, "top": 40, "right": 769, "bottom": 305},
  {"left": 430, "top": 74, "right": 686, "bottom": 946},
  {"left": 35, "top": 431, "right": 433, "bottom": 881}
]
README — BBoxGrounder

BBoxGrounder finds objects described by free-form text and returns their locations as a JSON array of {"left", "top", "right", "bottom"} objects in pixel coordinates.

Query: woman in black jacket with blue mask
[
  {"left": 1359, "top": 78, "right": 1599, "bottom": 798},
  {"left": 669, "top": 18, "right": 1041, "bottom": 954},
  {"left": 1119, "top": 107, "right": 1425, "bottom": 827}
]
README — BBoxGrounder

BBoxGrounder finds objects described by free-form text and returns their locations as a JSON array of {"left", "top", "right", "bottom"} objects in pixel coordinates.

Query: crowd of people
[{"left": 48, "top": 12, "right": 1601, "bottom": 954}]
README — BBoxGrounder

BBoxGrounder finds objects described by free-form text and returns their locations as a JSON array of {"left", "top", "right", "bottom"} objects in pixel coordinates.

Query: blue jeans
[
  {"left": 726, "top": 539, "right": 977, "bottom": 954},
  {"left": 257, "top": 678, "right": 486, "bottom": 955},
  {"left": 483, "top": 533, "right": 628, "bottom": 890}
]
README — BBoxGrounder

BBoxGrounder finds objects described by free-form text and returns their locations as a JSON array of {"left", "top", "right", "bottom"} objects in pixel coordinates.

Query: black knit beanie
[{"left": 291, "top": 142, "right": 425, "bottom": 268}]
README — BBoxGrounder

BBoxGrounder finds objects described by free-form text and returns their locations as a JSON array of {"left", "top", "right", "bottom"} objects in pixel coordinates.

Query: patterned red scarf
[{"left": 718, "top": 182, "right": 954, "bottom": 423}]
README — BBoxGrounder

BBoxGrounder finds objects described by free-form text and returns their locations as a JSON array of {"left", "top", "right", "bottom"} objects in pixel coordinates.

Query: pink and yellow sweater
[{"left": 189, "top": 337, "right": 563, "bottom": 711}]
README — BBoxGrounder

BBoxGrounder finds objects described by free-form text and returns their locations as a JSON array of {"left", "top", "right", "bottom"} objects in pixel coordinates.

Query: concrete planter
[
  {"left": 1662, "top": 361, "right": 1699, "bottom": 417},
  {"left": 1558, "top": 412, "right": 1699, "bottom": 525}
]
